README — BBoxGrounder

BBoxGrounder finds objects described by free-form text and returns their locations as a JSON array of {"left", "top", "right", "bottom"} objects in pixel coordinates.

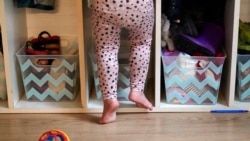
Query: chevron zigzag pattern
[
  {"left": 18, "top": 57, "right": 79, "bottom": 101},
  {"left": 167, "top": 90, "right": 218, "bottom": 104},
  {"left": 20, "top": 59, "right": 77, "bottom": 72},
  {"left": 162, "top": 56, "right": 225, "bottom": 105},
  {"left": 23, "top": 73, "right": 75, "bottom": 87},
  {"left": 26, "top": 87, "right": 76, "bottom": 101},
  {"left": 165, "top": 75, "right": 221, "bottom": 90},
  {"left": 165, "top": 79, "right": 220, "bottom": 104},
  {"left": 237, "top": 56, "right": 250, "bottom": 101}
]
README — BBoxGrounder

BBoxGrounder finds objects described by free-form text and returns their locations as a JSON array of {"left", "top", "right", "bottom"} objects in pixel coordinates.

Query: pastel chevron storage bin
[
  {"left": 16, "top": 46, "right": 79, "bottom": 101},
  {"left": 89, "top": 53, "right": 130, "bottom": 100},
  {"left": 162, "top": 53, "right": 226, "bottom": 105},
  {"left": 237, "top": 54, "right": 250, "bottom": 101}
]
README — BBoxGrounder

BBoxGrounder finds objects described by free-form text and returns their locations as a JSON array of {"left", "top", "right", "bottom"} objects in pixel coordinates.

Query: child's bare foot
[
  {"left": 99, "top": 99, "right": 119, "bottom": 124},
  {"left": 129, "top": 91, "right": 153, "bottom": 110}
]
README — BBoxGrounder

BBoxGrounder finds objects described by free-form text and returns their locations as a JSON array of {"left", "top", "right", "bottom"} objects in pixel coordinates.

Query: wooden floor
[{"left": 0, "top": 112, "right": 250, "bottom": 141}]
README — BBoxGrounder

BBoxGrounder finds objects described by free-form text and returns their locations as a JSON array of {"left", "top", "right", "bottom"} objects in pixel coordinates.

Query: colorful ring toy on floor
[{"left": 38, "top": 129, "right": 70, "bottom": 141}]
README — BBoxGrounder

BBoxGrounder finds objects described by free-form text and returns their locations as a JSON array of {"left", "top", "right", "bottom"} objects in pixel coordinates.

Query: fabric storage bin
[
  {"left": 89, "top": 52, "right": 130, "bottom": 100},
  {"left": 16, "top": 37, "right": 79, "bottom": 101},
  {"left": 237, "top": 54, "right": 250, "bottom": 101},
  {"left": 161, "top": 51, "right": 226, "bottom": 105}
]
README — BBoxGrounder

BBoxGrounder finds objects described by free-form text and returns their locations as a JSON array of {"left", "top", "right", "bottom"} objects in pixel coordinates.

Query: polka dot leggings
[{"left": 91, "top": 0, "right": 154, "bottom": 100}]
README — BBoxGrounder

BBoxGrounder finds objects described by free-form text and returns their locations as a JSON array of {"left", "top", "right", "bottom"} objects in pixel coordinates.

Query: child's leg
[
  {"left": 91, "top": 0, "right": 155, "bottom": 123},
  {"left": 91, "top": 1, "right": 122, "bottom": 124},
  {"left": 128, "top": 39, "right": 154, "bottom": 110},
  {"left": 126, "top": 0, "right": 155, "bottom": 110}
]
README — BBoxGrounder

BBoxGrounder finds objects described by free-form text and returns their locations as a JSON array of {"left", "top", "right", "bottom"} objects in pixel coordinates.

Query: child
[{"left": 91, "top": 0, "right": 155, "bottom": 124}]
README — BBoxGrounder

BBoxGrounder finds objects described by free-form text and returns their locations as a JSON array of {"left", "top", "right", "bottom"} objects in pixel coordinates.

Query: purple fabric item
[{"left": 179, "top": 23, "right": 224, "bottom": 56}]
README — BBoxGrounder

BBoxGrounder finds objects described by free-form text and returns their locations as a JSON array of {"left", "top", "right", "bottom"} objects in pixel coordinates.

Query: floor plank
[{"left": 0, "top": 113, "right": 249, "bottom": 141}]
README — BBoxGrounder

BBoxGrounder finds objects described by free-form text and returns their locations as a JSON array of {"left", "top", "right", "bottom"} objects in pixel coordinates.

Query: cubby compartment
[
  {"left": 233, "top": 0, "right": 250, "bottom": 109},
  {"left": 84, "top": 2, "right": 155, "bottom": 112},
  {"left": 0, "top": 0, "right": 84, "bottom": 113},
  {"left": 154, "top": 0, "right": 240, "bottom": 112}
]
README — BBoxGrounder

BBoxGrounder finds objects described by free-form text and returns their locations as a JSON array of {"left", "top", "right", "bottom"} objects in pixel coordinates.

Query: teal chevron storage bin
[
  {"left": 161, "top": 52, "right": 226, "bottom": 105},
  {"left": 89, "top": 53, "right": 130, "bottom": 100},
  {"left": 237, "top": 54, "right": 250, "bottom": 101},
  {"left": 16, "top": 45, "right": 79, "bottom": 101}
]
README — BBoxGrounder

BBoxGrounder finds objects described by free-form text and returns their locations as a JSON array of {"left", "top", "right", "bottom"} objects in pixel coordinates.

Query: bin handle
[{"left": 34, "top": 57, "right": 61, "bottom": 67}]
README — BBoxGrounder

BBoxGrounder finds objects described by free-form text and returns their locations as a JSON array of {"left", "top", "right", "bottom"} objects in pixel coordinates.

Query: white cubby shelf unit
[{"left": 0, "top": 0, "right": 249, "bottom": 113}]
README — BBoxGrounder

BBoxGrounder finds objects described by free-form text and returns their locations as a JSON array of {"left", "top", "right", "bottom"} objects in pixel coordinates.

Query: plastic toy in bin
[{"left": 161, "top": 49, "right": 226, "bottom": 104}]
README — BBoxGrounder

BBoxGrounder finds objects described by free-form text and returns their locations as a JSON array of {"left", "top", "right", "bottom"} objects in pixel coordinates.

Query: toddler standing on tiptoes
[{"left": 91, "top": 0, "right": 155, "bottom": 124}]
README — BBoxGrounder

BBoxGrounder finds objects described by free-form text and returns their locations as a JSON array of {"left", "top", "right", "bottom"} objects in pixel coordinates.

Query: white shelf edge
[{"left": 13, "top": 94, "right": 83, "bottom": 109}]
